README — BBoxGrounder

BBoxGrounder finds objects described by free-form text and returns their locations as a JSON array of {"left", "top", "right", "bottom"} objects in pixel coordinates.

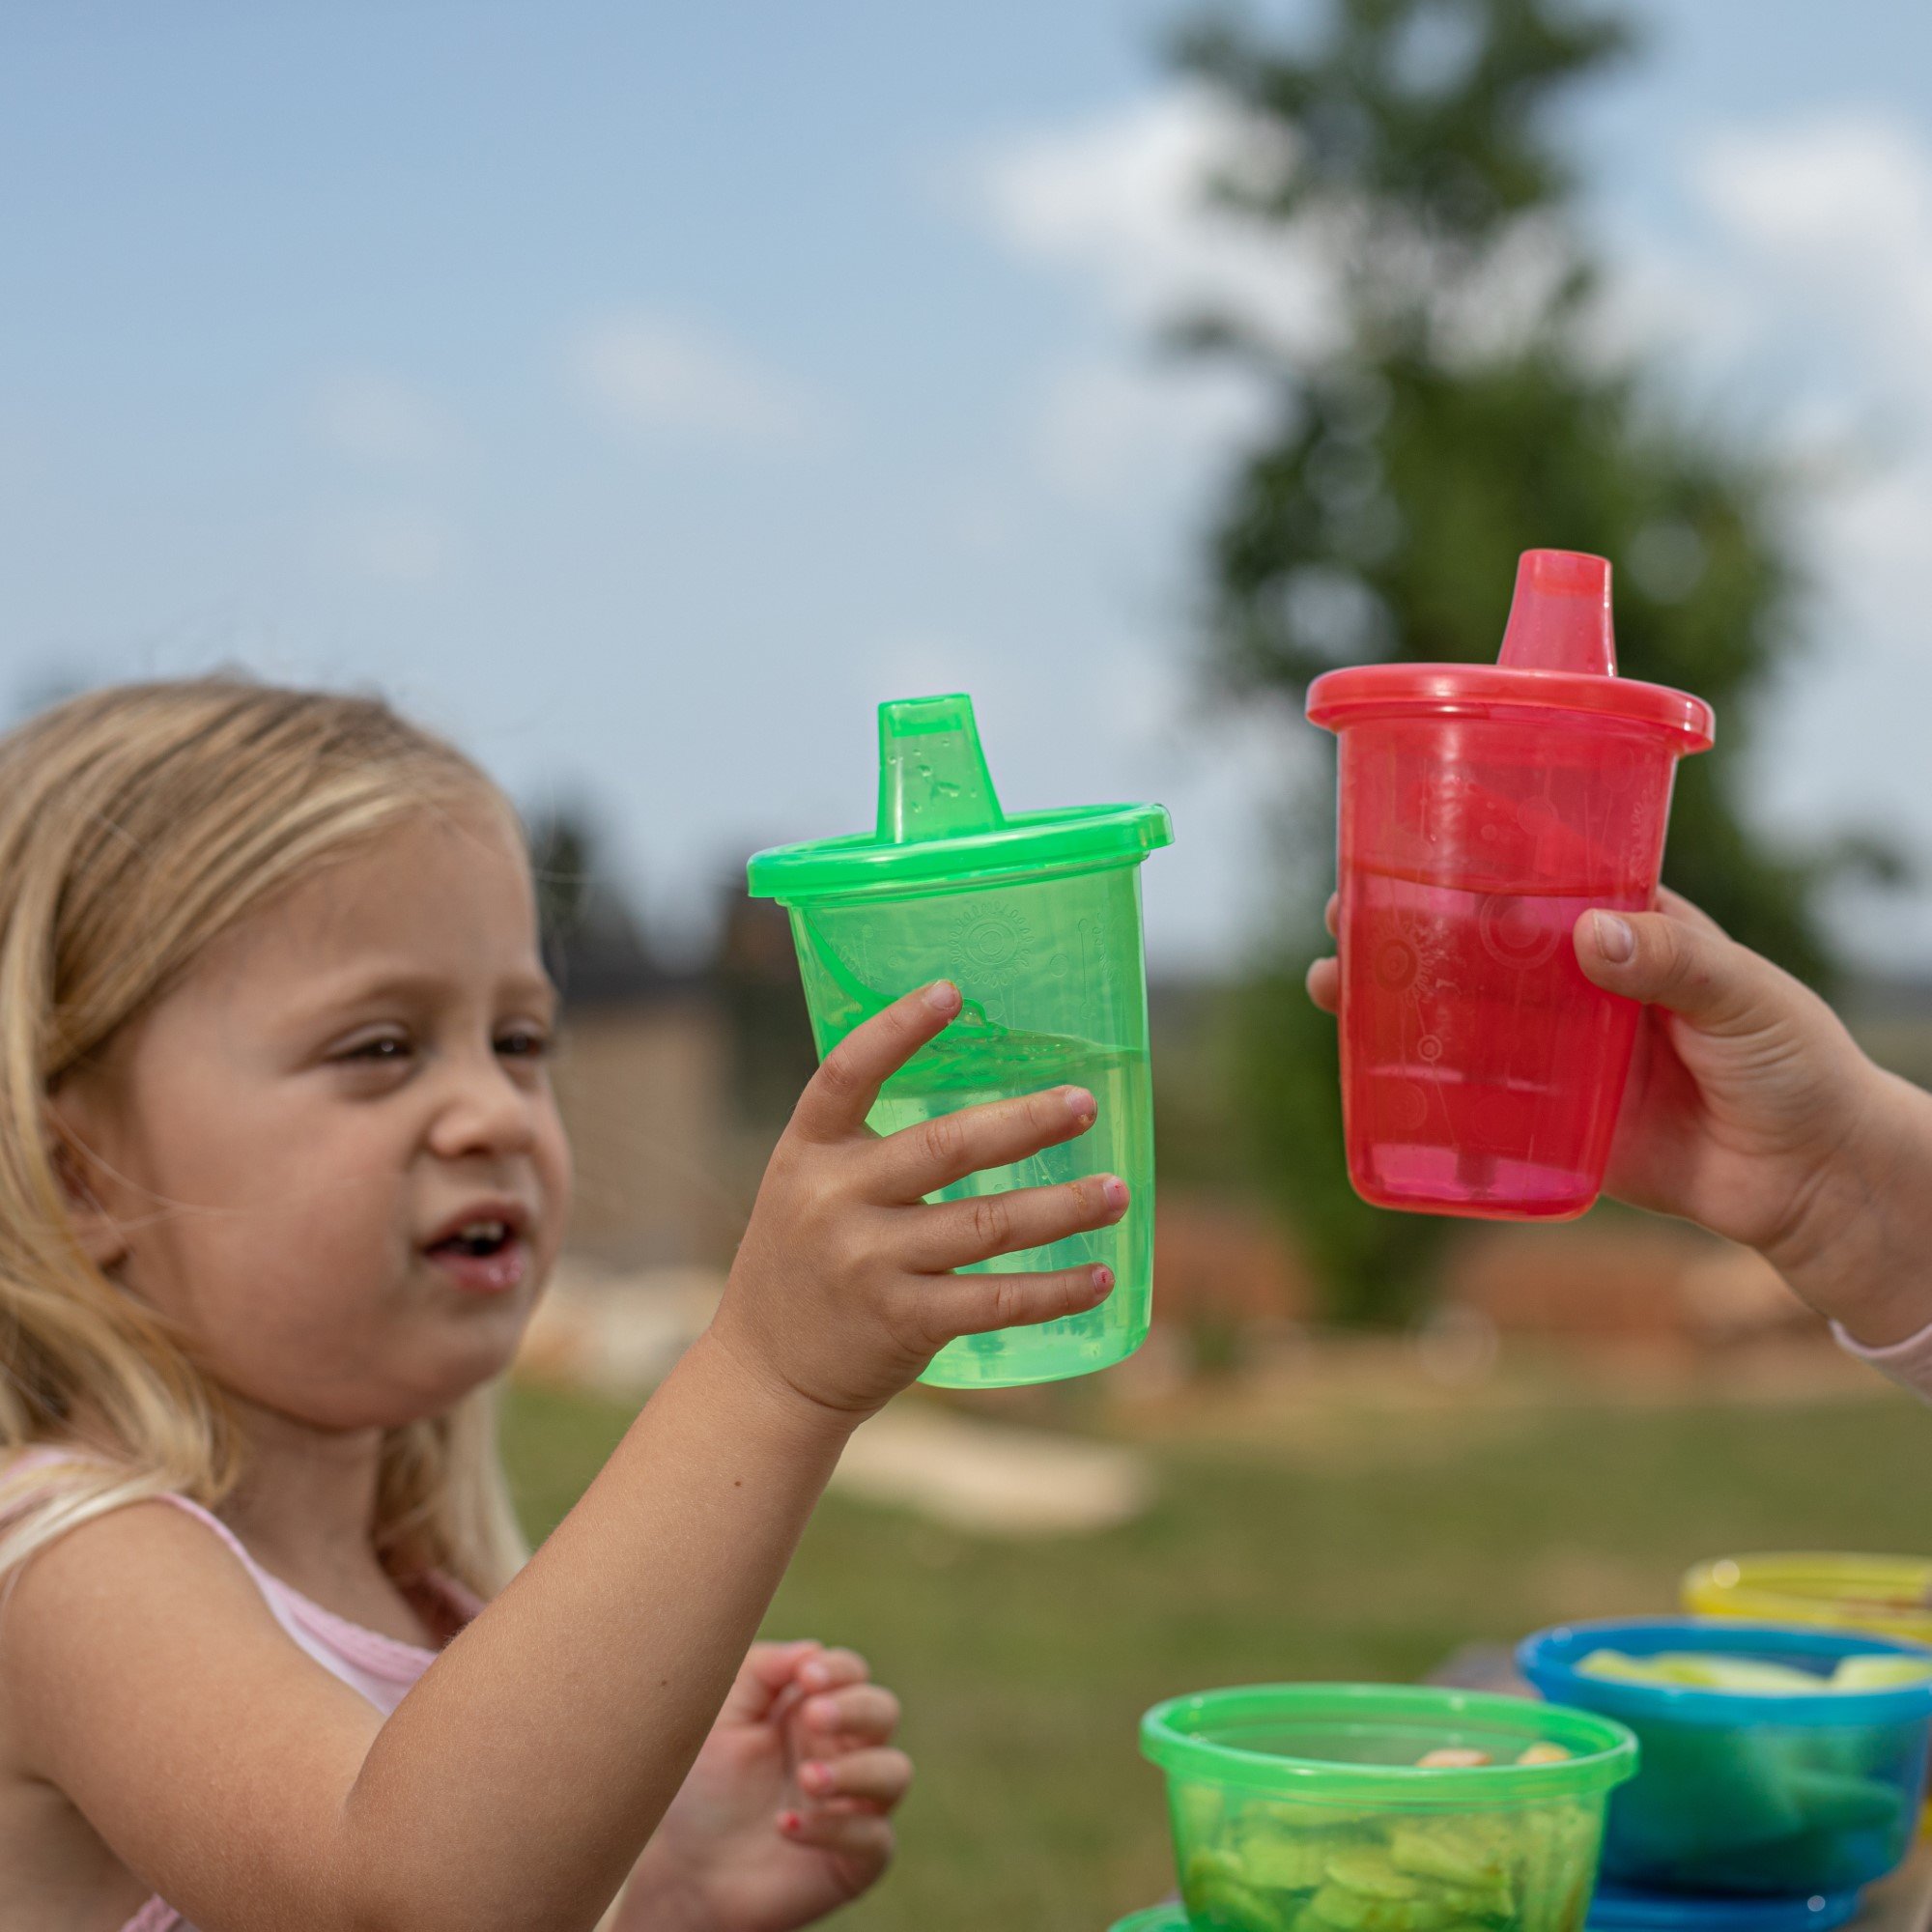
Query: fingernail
[
  {"left": 799, "top": 1661, "right": 831, "bottom": 1689},
  {"left": 923, "top": 980, "right": 961, "bottom": 1013},
  {"left": 806, "top": 1694, "right": 840, "bottom": 1724},
  {"left": 1592, "top": 911, "right": 1635, "bottom": 963},
  {"left": 1064, "top": 1086, "right": 1096, "bottom": 1122},
  {"left": 778, "top": 1810, "right": 804, "bottom": 1834},
  {"left": 1091, "top": 1265, "right": 1116, "bottom": 1299},
  {"left": 1101, "top": 1176, "right": 1129, "bottom": 1212},
  {"left": 801, "top": 1760, "right": 834, "bottom": 1794}
]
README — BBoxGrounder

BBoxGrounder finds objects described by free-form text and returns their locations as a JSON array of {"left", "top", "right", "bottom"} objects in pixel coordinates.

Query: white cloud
[
  {"left": 1686, "top": 111, "right": 1932, "bottom": 596},
  {"left": 970, "top": 84, "right": 1341, "bottom": 359},
  {"left": 962, "top": 85, "right": 1334, "bottom": 500},
  {"left": 569, "top": 312, "right": 824, "bottom": 446},
  {"left": 1658, "top": 107, "right": 1932, "bottom": 961},
  {"left": 310, "top": 371, "right": 454, "bottom": 466},
  {"left": 1697, "top": 111, "right": 1932, "bottom": 366}
]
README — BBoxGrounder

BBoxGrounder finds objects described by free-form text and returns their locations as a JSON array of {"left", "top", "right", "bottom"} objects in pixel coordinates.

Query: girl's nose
[{"left": 427, "top": 1057, "right": 543, "bottom": 1161}]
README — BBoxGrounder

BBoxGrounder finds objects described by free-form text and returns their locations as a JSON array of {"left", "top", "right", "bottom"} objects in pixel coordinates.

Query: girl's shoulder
[{"left": 0, "top": 1443, "right": 476, "bottom": 1699}]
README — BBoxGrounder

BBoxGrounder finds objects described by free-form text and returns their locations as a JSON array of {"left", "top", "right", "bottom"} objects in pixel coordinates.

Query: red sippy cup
[{"left": 1306, "top": 549, "right": 1715, "bottom": 1220}]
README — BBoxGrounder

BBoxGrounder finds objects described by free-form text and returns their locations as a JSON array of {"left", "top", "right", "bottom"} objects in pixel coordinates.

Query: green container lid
[
  {"left": 1141, "top": 1683, "right": 1638, "bottom": 1808},
  {"left": 1106, "top": 1909, "right": 1187, "bottom": 1932},
  {"left": 745, "top": 693, "right": 1173, "bottom": 902}
]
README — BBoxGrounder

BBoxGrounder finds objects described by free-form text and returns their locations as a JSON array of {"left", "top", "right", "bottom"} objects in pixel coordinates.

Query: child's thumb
[{"left": 1573, "top": 906, "right": 1771, "bottom": 1035}]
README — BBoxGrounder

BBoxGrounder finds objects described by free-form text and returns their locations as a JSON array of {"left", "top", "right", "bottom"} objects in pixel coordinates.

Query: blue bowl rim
[{"left": 1517, "top": 1615, "right": 1932, "bottom": 1727}]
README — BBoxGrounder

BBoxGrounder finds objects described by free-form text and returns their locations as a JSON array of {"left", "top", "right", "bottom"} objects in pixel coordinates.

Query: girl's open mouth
[{"left": 424, "top": 1219, "right": 529, "bottom": 1295}]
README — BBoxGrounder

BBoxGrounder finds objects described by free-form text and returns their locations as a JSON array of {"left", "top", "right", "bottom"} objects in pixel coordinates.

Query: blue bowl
[{"left": 1518, "top": 1617, "right": 1932, "bottom": 1897}]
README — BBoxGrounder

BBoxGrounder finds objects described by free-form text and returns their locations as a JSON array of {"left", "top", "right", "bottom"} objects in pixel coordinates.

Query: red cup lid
[{"left": 1305, "top": 551, "right": 1715, "bottom": 750}]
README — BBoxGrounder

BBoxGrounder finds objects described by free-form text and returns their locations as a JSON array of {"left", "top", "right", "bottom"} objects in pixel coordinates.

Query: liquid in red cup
[{"left": 1306, "top": 550, "right": 1715, "bottom": 1220}]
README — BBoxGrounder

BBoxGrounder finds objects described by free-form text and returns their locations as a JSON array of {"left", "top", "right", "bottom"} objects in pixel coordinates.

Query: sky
[{"left": 4, "top": 1, "right": 1932, "bottom": 973}]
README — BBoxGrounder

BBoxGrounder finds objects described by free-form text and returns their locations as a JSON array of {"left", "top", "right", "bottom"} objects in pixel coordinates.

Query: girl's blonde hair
[{"left": 0, "top": 674, "right": 533, "bottom": 1598}]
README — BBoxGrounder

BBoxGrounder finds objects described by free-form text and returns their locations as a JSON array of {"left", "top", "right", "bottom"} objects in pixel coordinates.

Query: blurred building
[{"left": 542, "top": 831, "right": 816, "bottom": 1270}]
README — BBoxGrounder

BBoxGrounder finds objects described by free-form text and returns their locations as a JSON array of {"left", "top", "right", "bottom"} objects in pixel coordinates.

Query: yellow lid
[{"left": 1683, "top": 1553, "right": 1932, "bottom": 1643}]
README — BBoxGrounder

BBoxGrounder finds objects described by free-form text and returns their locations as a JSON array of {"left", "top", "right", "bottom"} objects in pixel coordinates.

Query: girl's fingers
[
  {"left": 872, "top": 1083, "right": 1098, "bottom": 1202},
  {"left": 1306, "top": 955, "right": 1340, "bottom": 1015},
  {"left": 723, "top": 1640, "right": 824, "bottom": 1722},
  {"left": 797, "top": 1746, "right": 913, "bottom": 1807},
  {"left": 899, "top": 1173, "right": 1128, "bottom": 1271},
  {"left": 793, "top": 1645, "right": 870, "bottom": 1696},
  {"left": 789, "top": 982, "right": 962, "bottom": 1144},
  {"left": 799, "top": 1682, "right": 902, "bottom": 1744},
  {"left": 1572, "top": 908, "right": 1772, "bottom": 1032},
  {"left": 1324, "top": 892, "right": 1339, "bottom": 939},
  {"left": 914, "top": 1262, "right": 1116, "bottom": 1346},
  {"left": 778, "top": 1807, "right": 895, "bottom": 1863}
]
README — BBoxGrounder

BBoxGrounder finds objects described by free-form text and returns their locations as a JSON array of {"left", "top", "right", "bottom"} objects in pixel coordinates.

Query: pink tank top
[{"left": 3, "top": 1451, "right": 480, "bottom": 1932}]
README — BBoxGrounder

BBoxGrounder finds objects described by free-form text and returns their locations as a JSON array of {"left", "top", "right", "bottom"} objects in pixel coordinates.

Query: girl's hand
[
  {"left": 616, "top": 1641, "right": 910, "bottom": 1932},
  {"left": 1308, "top": 889, "right": 1932, "bottom": 1346},
  {"left": 710, "top": 980, "right": 1125, "bottom": 1416}
]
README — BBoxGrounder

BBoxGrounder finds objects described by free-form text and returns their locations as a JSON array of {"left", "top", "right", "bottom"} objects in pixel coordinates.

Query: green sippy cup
[{"left": 747, "top": 694, "right": 1173, "bottom": 1389}]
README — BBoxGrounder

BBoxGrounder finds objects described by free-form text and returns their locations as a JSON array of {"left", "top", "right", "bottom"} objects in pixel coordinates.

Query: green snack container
[
  {"left": 1140, "top": 1684, "right": 1638, "bottom": 1932},
  {"left": 746, "top": 694, "right": 1173, "bottom": 1389}
]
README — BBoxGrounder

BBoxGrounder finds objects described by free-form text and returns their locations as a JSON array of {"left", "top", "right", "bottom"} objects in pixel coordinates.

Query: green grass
[{"left": 502, "top": 1381, "right": 1932, "bottom": 1931}]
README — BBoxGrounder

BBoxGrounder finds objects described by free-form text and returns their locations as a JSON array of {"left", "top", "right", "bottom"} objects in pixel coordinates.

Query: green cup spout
[{"left": 875, "top": 694, "right": 1007, "bottom": 842}]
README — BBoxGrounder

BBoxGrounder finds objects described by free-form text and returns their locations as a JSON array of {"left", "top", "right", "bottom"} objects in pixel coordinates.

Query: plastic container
[
  {"left": 1684, "top": 1555, "right": 1932, "bottom": 1647},
  {"left": 1306, "top": 550, "right": 1714, "bottom": 1220},
  {"left": 1140, "top": 1683, "right": 1637, "bottom": 1932},
  {"left": 747, "top": 694, "right": 1173, "bottom": 1389},
  {"left": 1587, "top": 1887, "right": 1861, "bottom": 1932},
  {"left": 1518, "top": 1617, "right": 1932, "bottom": 1896},
  {"left": 1107, "top": 1910, "right": 1188, "bottom": 1932},
  {"left": 1110, "top": 1887, "right": 1862, "bottom": 1932}
]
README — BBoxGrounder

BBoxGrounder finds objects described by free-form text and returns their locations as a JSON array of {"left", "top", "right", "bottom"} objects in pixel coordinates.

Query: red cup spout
[{"left": 1498, "top": 550, "right": 1616, "bottom": 677}]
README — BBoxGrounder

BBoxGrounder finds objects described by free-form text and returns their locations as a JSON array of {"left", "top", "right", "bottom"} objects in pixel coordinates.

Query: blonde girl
[{"left": 0, "top": 677, "right": 1126, "bottom": 1932}]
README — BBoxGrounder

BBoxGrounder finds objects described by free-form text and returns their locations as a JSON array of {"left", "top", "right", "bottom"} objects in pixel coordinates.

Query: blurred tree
[
  {"left": 711, "top": 879, "right": 819, "bottom": 1132},
  {"left": 1171, "top": 0, "right": 1847, "bottom": 1319},
  {"left": 524, "top": 803, "right": 658, "bottom": 1005}
]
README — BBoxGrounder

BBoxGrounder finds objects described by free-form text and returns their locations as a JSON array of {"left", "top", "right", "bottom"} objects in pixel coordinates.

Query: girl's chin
[{"left": 221, "top": 1309, "right": 540, "bottom": 1434}]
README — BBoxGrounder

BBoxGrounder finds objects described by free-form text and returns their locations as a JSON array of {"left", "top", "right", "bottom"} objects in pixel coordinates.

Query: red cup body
[{"left": 1334, "top": 712, "right": 1684, "bottom": 1219}]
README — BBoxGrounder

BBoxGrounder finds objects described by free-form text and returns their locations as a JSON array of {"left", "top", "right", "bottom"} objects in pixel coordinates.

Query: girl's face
[{"left": 56, "top": 800, "right": 573, "bottom": 1432}]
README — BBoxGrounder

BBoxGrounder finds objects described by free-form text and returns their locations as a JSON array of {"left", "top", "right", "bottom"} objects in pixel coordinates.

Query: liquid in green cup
[{"left": 746, "top": 694, "right": 1172, "bottom": 1389}]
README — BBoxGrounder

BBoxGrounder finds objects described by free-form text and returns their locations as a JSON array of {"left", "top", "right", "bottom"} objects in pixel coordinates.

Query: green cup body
[{"left": 782, "top": 860, "right": 1155, "bottom": 1389}]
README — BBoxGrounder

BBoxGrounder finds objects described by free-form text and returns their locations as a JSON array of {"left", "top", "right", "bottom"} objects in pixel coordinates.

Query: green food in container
[
  {"left": 1141, "top": 1685, "right": 1637, "bottom": 1932},
  {"left": 1577, "top": 1650, "right": 1932, "bottom": 1694}
]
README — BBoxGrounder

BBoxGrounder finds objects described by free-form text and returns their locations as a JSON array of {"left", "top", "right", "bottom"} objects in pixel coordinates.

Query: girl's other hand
[
  {"left": 711, "top": 981, "right": 1125, "bottom": 1416},
  {"left": 1308, "top": 888, "right": 1932, "bottom": 1346},
  {"left": 616, "top": 1640, "right": 910, "bottom": 1932}
]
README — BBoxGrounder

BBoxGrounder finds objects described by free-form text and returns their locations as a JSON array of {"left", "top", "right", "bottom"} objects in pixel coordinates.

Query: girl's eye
[
  {"left": 344, "top": 1037, "right": 412, "bottom": 1064},
  {"left": 497, "top": 1029, "right": 553, "bottom": 1061}
]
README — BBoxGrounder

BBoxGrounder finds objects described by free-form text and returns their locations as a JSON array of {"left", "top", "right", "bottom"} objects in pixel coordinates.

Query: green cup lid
[
  {"left": 1107, "top": 1909, "right": 1188, "bottom": 1932},
  {"left": 745, "top": 693, "right": 1173, "bottom": 902}
]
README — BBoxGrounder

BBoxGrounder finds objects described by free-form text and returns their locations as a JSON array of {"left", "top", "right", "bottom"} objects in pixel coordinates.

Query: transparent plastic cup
[
  {"left": 747, "top": 694, "right": 1173, "bottom": 1389},
  {"left": 1307, "top": 550, "right": 1715, "bottom": 1220},
  {"left": 1140, "top": 1682, "right": 1637, "bottom": 1932}
]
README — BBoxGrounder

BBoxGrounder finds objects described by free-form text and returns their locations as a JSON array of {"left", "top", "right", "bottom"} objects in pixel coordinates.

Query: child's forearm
[
  {"left": 337, "top": 1328, "right": 850, "bottom": 1932},
  {"left": 1763, "top": 1065, "right": 1932, "bottom": 1350}
]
